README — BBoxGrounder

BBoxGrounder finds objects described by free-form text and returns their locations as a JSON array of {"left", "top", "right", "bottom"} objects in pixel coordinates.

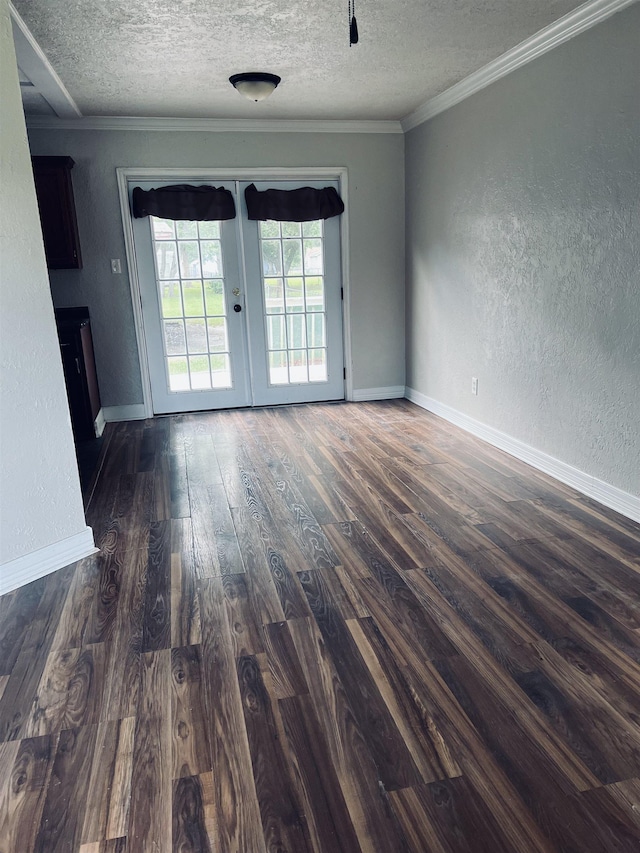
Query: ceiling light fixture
[{"left": 229, "top": 72, "right": 281, "bottom": 102}]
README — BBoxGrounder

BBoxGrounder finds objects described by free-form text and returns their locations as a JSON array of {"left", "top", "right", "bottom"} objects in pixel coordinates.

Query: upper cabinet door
[{"left": 32, "top": 156, "right": 82, "bottom": 269}]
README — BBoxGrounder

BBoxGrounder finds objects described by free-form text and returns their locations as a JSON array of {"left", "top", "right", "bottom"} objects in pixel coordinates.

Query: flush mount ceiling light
[{"left": 229, "top": 72, "right": 281, "bottom": 102}]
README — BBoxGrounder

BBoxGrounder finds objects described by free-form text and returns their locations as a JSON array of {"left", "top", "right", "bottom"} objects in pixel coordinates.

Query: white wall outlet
[
  {"left": 110, "top": 258, "right": 122, "bottom": 274},
  {"left": 472, "top": 377, "right": 479, "bottom": 395}
]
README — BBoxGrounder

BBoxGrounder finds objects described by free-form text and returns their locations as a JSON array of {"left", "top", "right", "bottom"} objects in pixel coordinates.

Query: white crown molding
[
  {"left": 401, "top": 0, "right": 638, "bottom": 132},
  {"left": 351, "top": 386, "right": 406, "bottom": 402},
  {"left": 9, "top": 2, "right": 81, "bottom": 118},
  {"left": 25, "top": 115, "right": 403, "bottom": 134},
  {"left": 14, "top": 0, "right": 635, "bottom": 135},
  {"left": 405, "top": 388, "right": 640, "bottom": 524},
  {"left": 0, "top": 527, "right": 97, "bottom": 596}
]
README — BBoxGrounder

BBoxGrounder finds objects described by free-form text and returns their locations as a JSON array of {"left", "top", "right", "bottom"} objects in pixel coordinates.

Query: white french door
[
  {"left": 132, "top": 180, "right": 251, "bottom": 412},
  {"left": 240, "top": 181, "right": 344, "bottom": 406},
  {"left": 130, "top": 178, "right": 344, "bottom": 414}
]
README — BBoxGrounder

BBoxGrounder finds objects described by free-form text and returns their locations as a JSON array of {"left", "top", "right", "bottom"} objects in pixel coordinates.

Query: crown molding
[
  {"left": 9, "top": 1, "right": 81, "bottom": 118},
  {"left": 401, "top": 0, "right": 638, "bottom": 132},
  {"left": 25, "top": 115, "right": 403, "bottom": 134},
  {"left": 18, "top": 0, "right": 634, "bottom": 135}
]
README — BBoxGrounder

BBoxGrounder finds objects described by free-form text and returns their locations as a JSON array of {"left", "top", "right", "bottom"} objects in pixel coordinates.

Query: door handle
[{"left": 233, "top": 304, "right": 242, "bottom": 312}]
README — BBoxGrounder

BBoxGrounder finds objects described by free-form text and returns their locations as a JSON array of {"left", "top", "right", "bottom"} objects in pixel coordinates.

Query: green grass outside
[{"left": 160, "top": 281, "right": 225, "bottom": 318}]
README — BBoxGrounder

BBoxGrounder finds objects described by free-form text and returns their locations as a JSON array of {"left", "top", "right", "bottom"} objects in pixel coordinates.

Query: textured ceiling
[{"left": 13, "top": 0, "right": 585, "bottom": 121}]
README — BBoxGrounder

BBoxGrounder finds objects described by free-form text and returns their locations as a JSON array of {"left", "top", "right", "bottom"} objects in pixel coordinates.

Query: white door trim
[
  {"left": 117, "top": 167, "right": 154, "bottom": 418},
  {"left": 116, "top": 167, "right": 353, "bottom": 416}
]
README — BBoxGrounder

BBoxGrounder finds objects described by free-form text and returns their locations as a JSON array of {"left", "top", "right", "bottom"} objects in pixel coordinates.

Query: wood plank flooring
[{"left": 1, "top": 399, "right": 640, "bottom": 852}]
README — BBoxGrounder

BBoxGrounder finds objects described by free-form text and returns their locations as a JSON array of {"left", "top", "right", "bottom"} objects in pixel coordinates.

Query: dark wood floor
[{"left": 1, "top": 400, "right": 640, "bottom": 852}]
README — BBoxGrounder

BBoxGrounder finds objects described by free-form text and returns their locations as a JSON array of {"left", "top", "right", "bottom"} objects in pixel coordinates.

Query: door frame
[{"left": 116, "top": 167, "right": 353, "bottom": 418}]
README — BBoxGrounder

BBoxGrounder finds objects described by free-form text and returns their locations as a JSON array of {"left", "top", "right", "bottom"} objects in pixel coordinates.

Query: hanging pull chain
[{"left": 349, "top": 0, "right": 359, "bottom": 46}]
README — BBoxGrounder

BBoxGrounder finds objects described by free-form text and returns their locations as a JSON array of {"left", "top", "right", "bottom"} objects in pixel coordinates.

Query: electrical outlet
[
  {"left": 472, "top": 377, "right": 478, "bottom": 395},
  {"left": 111, "top": 258, "right": 122, "bottom": 274}
]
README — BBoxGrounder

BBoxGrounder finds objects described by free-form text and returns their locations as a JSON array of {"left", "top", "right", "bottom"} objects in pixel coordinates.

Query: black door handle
[{"left": 233, "top": 303, "right": 242, "bottom": 312}]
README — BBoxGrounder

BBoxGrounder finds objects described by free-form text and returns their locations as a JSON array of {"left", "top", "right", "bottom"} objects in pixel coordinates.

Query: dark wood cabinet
[
  {"left": 32, "top": 156, "right": 82, "bottom": 269},
  {"left": 56, "top": 308, "right": 101, "bottom": 441}
]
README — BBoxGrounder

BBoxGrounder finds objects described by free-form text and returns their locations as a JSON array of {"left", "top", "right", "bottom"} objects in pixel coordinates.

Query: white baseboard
[
  {"left": 405, "top": 388, "right": 640, "bottom": 524},
  {"left": 102, "top": 404, "right": 148, "bottom": 422},
  {"left": 0, "top": 527, "right": 98, "bottom": 596},
  {"left": 94, "top": 407, "right": 106, "bottom": 438},
  {"left": 351, "top": 385, "right": 406, "bottom": 402}
]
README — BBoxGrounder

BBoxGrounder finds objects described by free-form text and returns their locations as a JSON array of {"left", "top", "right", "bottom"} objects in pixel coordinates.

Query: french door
[{"left": 130, "top": 179, "right": 344, "bottom": 414}]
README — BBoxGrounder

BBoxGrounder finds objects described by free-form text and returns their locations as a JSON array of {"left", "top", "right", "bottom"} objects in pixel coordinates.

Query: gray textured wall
[
  {"left": 405, "top": 3, "right": 640, "bottom": 496},
  {"left": 28, "top": 130, "right": 405, "bottom": 405},
  {"left": 1, "top": 0, "right": 86, "bottom": 564}
]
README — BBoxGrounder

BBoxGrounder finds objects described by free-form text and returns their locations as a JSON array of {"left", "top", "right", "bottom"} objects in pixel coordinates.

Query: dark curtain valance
[
  {"left": 132, "top": 184, "right": 236, "bottom": 221},
  {"left": 244, "top": 183, "right": 344, "bottom": 222}
]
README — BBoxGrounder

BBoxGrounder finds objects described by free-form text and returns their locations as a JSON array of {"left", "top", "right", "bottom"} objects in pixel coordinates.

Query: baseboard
[
  {"left": 405, "top": 388, "right": 640, "bottom": 524},
  {"left": 93, "top": 407, "right": 106, "bottom": 438},
  {"left": 102, "top": 404, "right": 148, "bottom": 422},
  {"left": 0, "top": 527, "right": 98, "bottom": 596},
  {"left": 351, "top": 385, "right": 406, "bottom": 402}
]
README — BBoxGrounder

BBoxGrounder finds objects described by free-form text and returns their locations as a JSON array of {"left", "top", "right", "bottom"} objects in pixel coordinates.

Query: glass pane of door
[
  {"left": 151, "top": 217, "right": 233, "bottom": 393},
  {"left": 260, "top": 219, "right": 329, "bottom": 386}
]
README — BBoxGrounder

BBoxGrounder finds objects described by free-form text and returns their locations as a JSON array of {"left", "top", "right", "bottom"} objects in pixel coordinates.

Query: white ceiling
[{"left": 12, "top": 0, "right": 591, "bottom": 122}]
